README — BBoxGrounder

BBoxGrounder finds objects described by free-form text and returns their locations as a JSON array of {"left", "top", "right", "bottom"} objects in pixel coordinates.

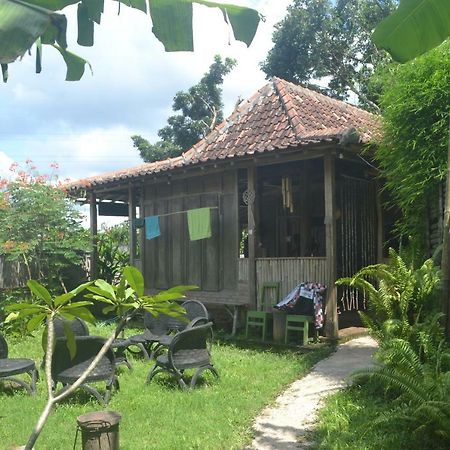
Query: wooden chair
[
  {"left": 245, "top": 282, "right": 280, "bottom": 341},
  {"left": 285, "top": 314, "right": 315, "bottom": 345}
]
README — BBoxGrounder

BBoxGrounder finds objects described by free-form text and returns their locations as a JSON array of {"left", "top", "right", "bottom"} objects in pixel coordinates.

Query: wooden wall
[
  {"left": 143, "top": 170, "right": 238, "bottom": 292},
  {"left": 0, "top": 256, "right": 27, "bottom": 289}
]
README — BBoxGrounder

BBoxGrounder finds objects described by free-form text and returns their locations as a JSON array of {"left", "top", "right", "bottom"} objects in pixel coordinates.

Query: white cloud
[{"left": 0, "top": 151, "right": 14, "bottom": 178}]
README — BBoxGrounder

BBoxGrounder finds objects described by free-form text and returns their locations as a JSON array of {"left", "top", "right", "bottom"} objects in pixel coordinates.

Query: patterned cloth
[{"left": 274, "top": 282, "right": 327, "bottom": 329}]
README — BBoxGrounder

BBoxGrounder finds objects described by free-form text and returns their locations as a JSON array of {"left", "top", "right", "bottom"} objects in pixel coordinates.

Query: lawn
[
  {"left": 0, "top": 326, "right": 332, "bottom": 449},
  {"left": 312, "top": 383, "right": 440, "bottom": 450}
]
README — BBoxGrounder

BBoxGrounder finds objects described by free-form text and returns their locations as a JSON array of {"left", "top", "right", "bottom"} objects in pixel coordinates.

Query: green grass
[
  {"left": 0, "top": 326, "right": 332, "bottom": 449},
  {"left": 312, "top": 383, "right": 439, "bottom": 450}
]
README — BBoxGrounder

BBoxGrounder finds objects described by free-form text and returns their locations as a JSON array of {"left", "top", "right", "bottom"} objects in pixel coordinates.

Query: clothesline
[{"left": 155, "top": 206, "right": 219, "bottom": 218}]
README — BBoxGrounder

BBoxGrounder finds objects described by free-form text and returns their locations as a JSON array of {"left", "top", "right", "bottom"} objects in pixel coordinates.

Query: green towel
[{"left": 187, "top": 207, "right": 211, "bottom": 241}]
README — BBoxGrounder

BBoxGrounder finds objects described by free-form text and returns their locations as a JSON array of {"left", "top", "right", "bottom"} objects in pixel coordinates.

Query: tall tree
[
  {"left": 132, "top": 55, "right": 236, "bottom": 163},
  {"left": 0, "top": 0, "right": 259, "bottom": 82},
  {"left": 261, "top": 0, "right": 398, "bottom": 111}
]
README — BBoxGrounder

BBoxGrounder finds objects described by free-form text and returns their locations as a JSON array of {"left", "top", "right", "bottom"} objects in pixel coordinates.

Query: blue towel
[{"left": 145, "top": 216, "right": 160, "bottom": 240}]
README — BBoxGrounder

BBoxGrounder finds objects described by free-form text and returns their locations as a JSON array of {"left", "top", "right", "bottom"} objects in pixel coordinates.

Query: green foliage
[
  {"left": 337, "top": 248, "right": 441, "bottom": 345},
  {"left": 314, "top": 383, "right": 441, "bottom": 449},
  {"left": 373, "top": 43, "right": 450, "bottom": 242},
  {"left": 261, "top": 0, "right": 397, "bottom": 110},
  {"left": 84, "top": 265, "right": 192, "bottom": 320},
  {"left": 353, "top": 338, "right": 450, "bottom": 445},
  {"left": 97, "top": 222, "right": 130, "bottom": 284},
  {"left": 0, "top": 162, "right": 89, "bottom": 291},
  {"left": 338, "top": 250, "right": 450, "bottom": 447},
  {"left": 132, "top": 55, "right": 236, "bottom": 162},
  {"left": 0, "top": 0, "right": 259, "bottom": 81},
  {"left": 373, "top": 0, "right": 450, "bottom": 63}
]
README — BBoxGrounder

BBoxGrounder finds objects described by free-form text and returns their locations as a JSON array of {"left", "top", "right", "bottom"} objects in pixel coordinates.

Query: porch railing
[{"left": 238, "top": 257, "right": 330, "bottom": 300}]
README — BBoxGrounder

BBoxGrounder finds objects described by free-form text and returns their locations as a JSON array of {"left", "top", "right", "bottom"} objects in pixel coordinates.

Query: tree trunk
[{"left": 441, "top": 117, "right": 450, "bottom": 340}]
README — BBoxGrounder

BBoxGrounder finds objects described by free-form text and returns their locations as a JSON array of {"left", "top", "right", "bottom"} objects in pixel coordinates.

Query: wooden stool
[{"left": 285, "top": 315, "right": 314, "bottom": 345}]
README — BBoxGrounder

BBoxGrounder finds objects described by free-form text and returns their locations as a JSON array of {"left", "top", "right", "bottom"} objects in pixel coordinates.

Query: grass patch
[
  {"left": 313, "top": 382, "right": 439, "bottom": 450},
  {"left": 0, "top": 326, "right": 332, "bottom": 449}
]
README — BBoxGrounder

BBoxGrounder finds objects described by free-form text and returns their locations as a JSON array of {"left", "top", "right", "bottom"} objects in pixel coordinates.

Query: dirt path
[{"left": 249, "top": 336, "right": 378, "bottom": 449}]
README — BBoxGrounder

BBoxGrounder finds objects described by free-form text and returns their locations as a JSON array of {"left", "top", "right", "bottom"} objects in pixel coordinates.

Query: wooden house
[{"left": 69, "top": 78, "right": 384, "bottom": 338}]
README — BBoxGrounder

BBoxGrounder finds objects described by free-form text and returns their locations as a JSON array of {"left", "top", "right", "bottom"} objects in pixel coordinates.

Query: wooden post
[
  {"left": 441, "top": 117, "right": 450, "bottom": 340},
  {"left": 248, "top": 166, "right": 257, "bottom": 309},
  {"left": 128, "top": 184, "right": 137, "bottom": 265},
  {"left": 89, "top": 192, "right": 98, "bottom": 280},
  {"left": 376, "top": 181, "right": 384, "bottom": 263},
  {"left": 324, "top": 154, "right": 338, "bottom": 339}
]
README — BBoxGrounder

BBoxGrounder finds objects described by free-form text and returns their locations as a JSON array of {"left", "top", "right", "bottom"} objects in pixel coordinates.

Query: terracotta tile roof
[{"left": 68, "top": 78, "right": 379, "bottom": 191}]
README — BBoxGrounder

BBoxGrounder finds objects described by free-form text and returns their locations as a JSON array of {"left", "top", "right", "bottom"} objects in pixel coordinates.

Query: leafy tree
[
  {"left": 0, "top": 162, "right": 89, "bottom": 291},
  {"left": 132, "top": 55, "right": 236, "bottom": 162},
  {"left": 260, "top": 0, "right": 398, "bottom": 111},
  {"left": 0, "top": 0, "right": 260, "bottom": 82},
  {"left": 372, "top": 44, "right": 450, "bottom": 246}
]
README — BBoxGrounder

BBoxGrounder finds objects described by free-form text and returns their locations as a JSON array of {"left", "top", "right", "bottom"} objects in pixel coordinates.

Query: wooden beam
[
  {"left": 376, "top": 181, "right": 384, "bottom": 263},
  {"left": 324, "top": 154, "right": 338, "bottom": 339},
  {"left": 128, "top": 185, "right": 137, "bottom": 264},
  {"left": 247, "top": 166, "right": 257, "bottom": 309},
  {"left": 89, "top": 192, "right": 98, "bottom": 280}
]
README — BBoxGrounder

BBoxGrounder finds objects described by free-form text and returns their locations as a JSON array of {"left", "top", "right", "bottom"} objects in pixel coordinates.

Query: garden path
[{"left": 249, "top": 335, "right": 378, "bottom": 449}]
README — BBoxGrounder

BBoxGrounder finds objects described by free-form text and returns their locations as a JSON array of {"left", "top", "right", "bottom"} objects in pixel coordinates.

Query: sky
[{"left": 0, "top": 0, "right": 292, "bottom": 182}]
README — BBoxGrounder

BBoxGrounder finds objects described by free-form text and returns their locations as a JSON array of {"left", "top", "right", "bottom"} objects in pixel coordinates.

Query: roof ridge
[
  {"left": 278, "top": 77, "right": 376, "bottom": 119},
  {"left": 272, "top": 77, "right": 306, "bottom": 139}
]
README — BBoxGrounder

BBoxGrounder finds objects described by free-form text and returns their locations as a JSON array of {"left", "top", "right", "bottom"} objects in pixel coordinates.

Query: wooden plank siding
[
  {"left": 142, "top": 171, "right": 239, "bottom": 294},
  {"left": 238, "top": 257, "right": 330, "bottom": 305},
  {"left": 0, "top": 256, "right": 28, "bottom": 289}
]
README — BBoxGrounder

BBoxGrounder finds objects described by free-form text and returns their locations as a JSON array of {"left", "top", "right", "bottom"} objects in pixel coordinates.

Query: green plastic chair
[
  {"left": 285, "top": 314, "right": 314, "bottom": 345},
  {"left": 246, "top": 282, "right": 280, "bottom": 340}
]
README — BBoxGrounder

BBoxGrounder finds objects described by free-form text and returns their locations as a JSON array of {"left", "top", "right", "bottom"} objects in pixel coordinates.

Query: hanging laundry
[
  {"left": 133, "top": 218, "right": 145, "bottom": 229},
  {"left": 145, "top": 216, "right": 161, "bottom": 240},
  {"left": 187, "top": 207, "right": 211, "bottom": 241}
]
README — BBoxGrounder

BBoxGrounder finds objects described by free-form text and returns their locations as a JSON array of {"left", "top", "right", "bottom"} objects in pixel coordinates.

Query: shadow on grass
[{"left": 215, "top": 332, "right": 334, "bottom": 357}]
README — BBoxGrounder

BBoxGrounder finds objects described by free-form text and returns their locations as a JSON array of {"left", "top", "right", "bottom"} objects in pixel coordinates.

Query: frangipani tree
[
  {"left": 0, "top": 0, "right": 261, "bottom": 81},
  {"left": 5, "top": 265, "right": 194, "bottom": 450}
]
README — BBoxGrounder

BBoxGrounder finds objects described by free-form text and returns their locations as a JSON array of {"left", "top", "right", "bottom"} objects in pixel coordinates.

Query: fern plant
[
  {"left": 354, "top": 337, "right": 450, "bottom": 445},
  {"left": 336, "top": 248, "right": 441, "bottom": 346}
]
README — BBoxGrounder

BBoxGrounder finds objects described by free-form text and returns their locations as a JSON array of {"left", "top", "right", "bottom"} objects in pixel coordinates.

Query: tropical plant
[
  {"left": 0, "top": 0, "right": 260, "bottom": 82},
  {"left": 5, "top": 265, "right": 193, "bottom": 450},
  {"left": 0, "top": 162, "right": 89, "bottom": 291},
  {"left": 373, "top": 0, "right": 450, "bottom": 63},
  {"left": 354, "top": 337, "right": 450, "bottom": 446},
  {"left": 97, "top": 222, "right": 130, "bottom": 283},
  {"left": 132, "top": 55, "right": 236, "bottom": 162},
  {"left": 336, "top": 248, "right": 441, "bottom": 345},
  {"left": 261, "top": 0, "right": 397, "bottom": 110}
]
